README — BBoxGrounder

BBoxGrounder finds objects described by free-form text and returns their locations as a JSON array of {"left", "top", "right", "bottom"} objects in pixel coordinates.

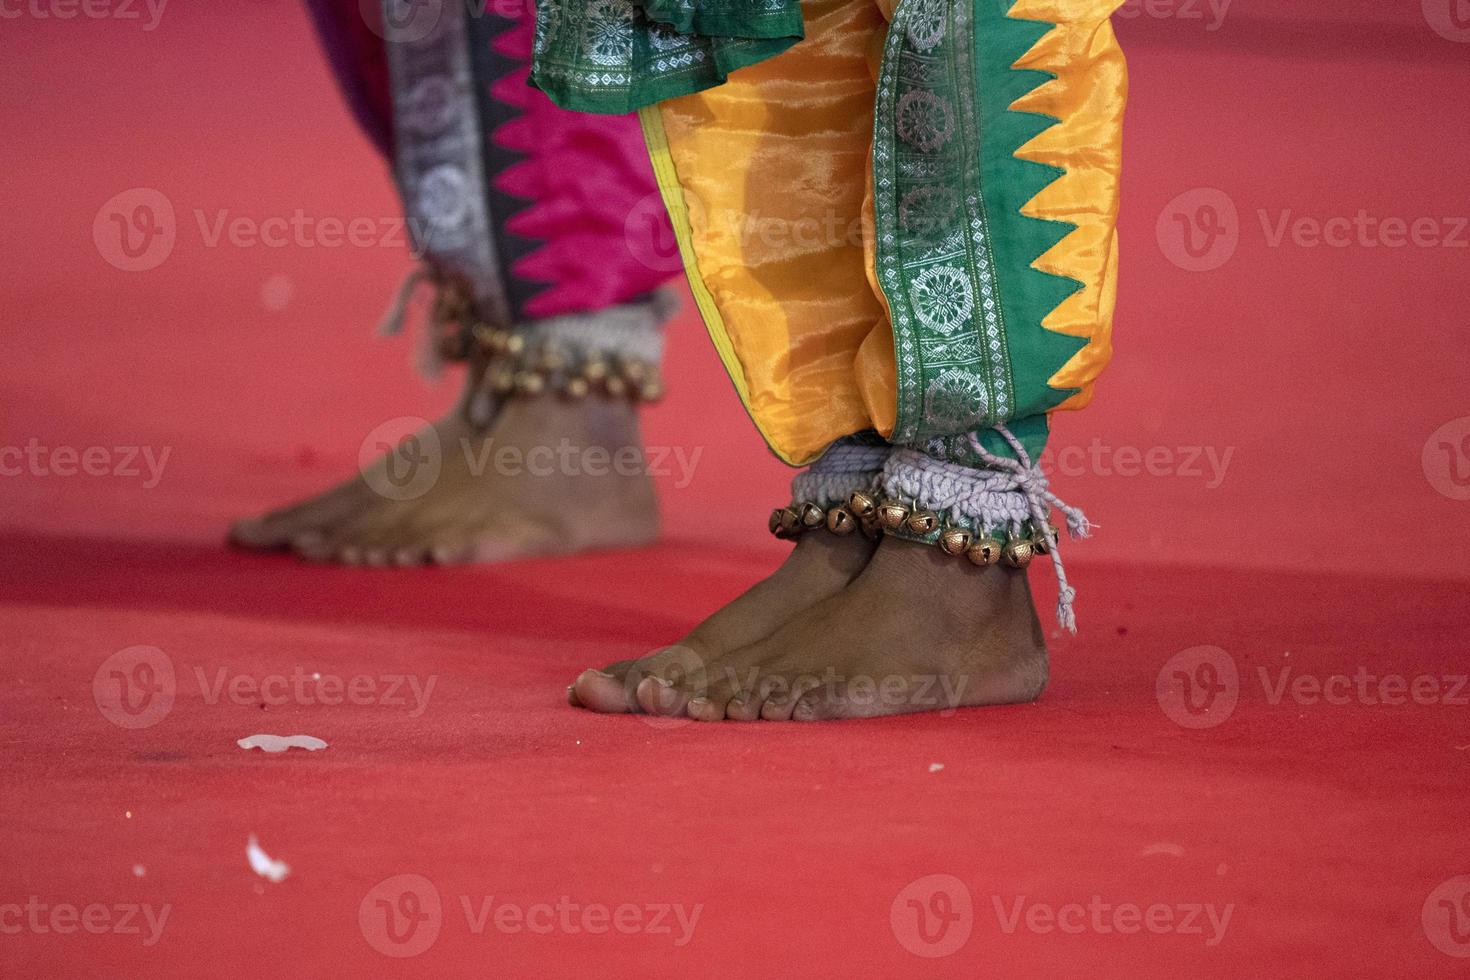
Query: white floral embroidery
[
  {"left": 583, "top": 0, "right": 635, "bottom": 67},
  {"left": 909, "top": 264, "right": 973, "bottom": 336}
]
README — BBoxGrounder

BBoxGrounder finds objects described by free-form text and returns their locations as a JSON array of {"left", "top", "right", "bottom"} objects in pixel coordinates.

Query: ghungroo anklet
[
  {"left": 769, "top": 441, "right": 892, "bottom": 541},
  {"left": 768, "top": 427, "right": 1092, "bottom": 632},
  {"left": 377, "top": 267, "right": 670, "bottom": 404},
  {"left": 470, "top": 321, "right": 664, "bottom": 403}
]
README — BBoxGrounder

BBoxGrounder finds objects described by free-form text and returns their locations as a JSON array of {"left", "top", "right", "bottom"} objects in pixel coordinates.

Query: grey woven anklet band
[
  {"left": 790, "top": 442, "right": 893, "bottom": 508},
  {"left": 881, "top": 426, "right": 1092, "bottom": 633},
  {"left": 521, "top": 293, "right": 670, "bottom": 367}
]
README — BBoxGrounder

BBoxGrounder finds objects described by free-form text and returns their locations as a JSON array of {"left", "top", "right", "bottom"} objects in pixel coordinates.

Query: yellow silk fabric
[{"left": 645, "top": 0, "right": 1127, "bottom": 463}]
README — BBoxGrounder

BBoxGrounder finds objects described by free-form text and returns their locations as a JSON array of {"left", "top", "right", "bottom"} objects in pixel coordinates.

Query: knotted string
[{"left": 966, "top": 426, "right": 1092, "bottom": 633}]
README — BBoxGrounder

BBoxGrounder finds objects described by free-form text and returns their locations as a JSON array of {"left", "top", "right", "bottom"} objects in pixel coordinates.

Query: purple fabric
[
  {"left": 302, "top": 0, "right": 393, "bottom": 157},
  {"left": 305, "top": 1, "right": 674, "bottom": 319}
]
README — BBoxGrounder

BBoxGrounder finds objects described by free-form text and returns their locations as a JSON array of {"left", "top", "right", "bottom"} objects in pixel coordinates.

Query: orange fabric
[
  {"left": 652, "top": 0, "right": 1126, "bottom": 457},
  {"left": 653, "top": 0, "right": 887, "bottom": 463},
  {"left": 1012, "top": 0, "right": 1128, "bottom": 409}
]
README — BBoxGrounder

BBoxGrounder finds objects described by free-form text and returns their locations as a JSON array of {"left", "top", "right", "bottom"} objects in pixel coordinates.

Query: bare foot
[
  {"left": 230, "top": 392, "right": 658, "bottom": 566},
  {"left": 570, "top": 531, "right": 880, "bottom": 711},
  {"left": 573, "top": 535, "right": 1047, "bottom": 720}
]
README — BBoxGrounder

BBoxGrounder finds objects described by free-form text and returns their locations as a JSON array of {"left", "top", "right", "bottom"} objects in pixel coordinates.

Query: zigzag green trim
[{"left": 973, "top": 2, "right": 1087, "bottom": 425}]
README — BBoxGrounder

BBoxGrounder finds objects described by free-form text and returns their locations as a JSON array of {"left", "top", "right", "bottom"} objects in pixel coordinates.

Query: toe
[
  {"left": 571, "top": 669, "right": 634, "bottom": 713},
  {"left": 635, "top": 675, "right": 688, "bottom": 716},
  {"left": 228, "top": 516, "right": 278, "bottom": 549},
  {"left": 724, "top": 690, "right": 763, "bottom": 721}
]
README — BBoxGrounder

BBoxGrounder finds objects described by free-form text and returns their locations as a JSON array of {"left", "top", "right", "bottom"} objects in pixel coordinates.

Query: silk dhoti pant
[{"left": 530, "top": 0, "right": 1126, "bottom": 467}]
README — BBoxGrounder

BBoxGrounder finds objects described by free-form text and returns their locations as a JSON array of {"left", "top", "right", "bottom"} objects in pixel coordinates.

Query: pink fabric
[
  {"left": 485, "top": 14, "right": 674, "bottom": 317},
  {"left": 309, "top": 2, "right": 674, "bottom": 319}
]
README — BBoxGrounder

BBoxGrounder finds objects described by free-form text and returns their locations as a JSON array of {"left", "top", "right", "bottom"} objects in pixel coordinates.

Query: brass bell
[
  {"left": 504, "top": 333, "right": 526, "bottom": 356},
  {"left": 485, "top": 328, "right": 512, "bottom": 354},
  {"left": 860, "top": 516, "right": 883, "bottom": 541},
  {"left": 876, "top": 500, "right": 910, "bottom": 531},
  {"left": 540, "top": 347, "right": 568, "bottom": 372},
  {"left": 905, "top": 509, "right": 938, "bottom": 536},
  {"left": 638, "top": 379, "right": 665, "bottom": 402},
  {"left": 564, "top": 377, "right": 590, "bottom": 399},
  {"left": 965, "top": 536, "right": 1004, "bottom": 567},
  {"left": 605, "top": 375, "right": 628, "bottom": 398},
  {"left": 769, "top": 507, "right": 803, "bottom": 539},
  {"left": 513, "top": 370, "right": 545, "bottom": 395},
  {"left": 1003, "top": 536, "right": 1035, "bottom": 568},
  {"left": 1032, "top": 522, "right": 1060, "bottom": 556},
  {"left": 471, "top": 322, "right": 497, "bottom": 348},
  {"left": 847, "top": 490, "right": 878, "bottom": 520},
  {"left": 799, "top": 502, "right": 826, "bottom": 529},
  {"left": 621, "top": 359, "right": 647, "bottom": 382},
  {"left": 583, "top": 358, "right": 609, "bottom": 382},
  {"left": 826, "top": 506, "right": 857, "bottom": 535},
  {"left": 938, "top": 527, "right": 973, "bottom": 557},
  {"left": 490, "top": 367, "right": 516, "bottom": 394}
]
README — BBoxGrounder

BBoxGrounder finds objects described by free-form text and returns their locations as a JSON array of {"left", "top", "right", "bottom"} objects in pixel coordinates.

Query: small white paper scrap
[
  {"left": 237, "top": 734, "right": 328, "bottom": 753},
  {"left": 247, "top": 835, "right": 290, "bottom": 883}
]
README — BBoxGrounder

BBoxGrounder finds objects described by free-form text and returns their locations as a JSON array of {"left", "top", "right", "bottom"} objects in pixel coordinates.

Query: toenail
[
  {"left": 654, "top": 677, "right": 674, "bottom": 688},
  {"left": 688, "top": 697, "right": 710, "bottom": 708}
]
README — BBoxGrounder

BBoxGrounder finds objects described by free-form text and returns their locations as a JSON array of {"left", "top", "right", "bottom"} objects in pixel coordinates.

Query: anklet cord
[{"left": 882, "top": 426, "right": 1092, "bottom": 632}]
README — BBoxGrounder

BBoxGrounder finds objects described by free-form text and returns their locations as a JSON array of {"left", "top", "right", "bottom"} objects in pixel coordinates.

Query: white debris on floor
[
  {"left": 928, "top": 763, "right": 944, "bottom": 773},
  {"left": 133, "top": 864, "right": 146, "bottom": 878},
  {"left": 236, "top": 734, "right": 328, "bottom": 753},
  {"left": 247, "top": 835, "right": 290, "bottom": 883}
]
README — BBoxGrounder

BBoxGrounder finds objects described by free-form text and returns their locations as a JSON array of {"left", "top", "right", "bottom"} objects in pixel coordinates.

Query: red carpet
[{"left": 2, "top": 2, "right": 1468, "bottom": 976}]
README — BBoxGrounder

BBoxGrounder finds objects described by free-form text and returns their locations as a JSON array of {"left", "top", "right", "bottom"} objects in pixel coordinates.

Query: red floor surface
[{"left": 3, "top": 2, "right": 1469, "bottom": 977}]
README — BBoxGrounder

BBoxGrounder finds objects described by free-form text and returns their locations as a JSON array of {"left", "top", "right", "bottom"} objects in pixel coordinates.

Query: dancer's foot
[
  {"left": 570, "top": 530, "right": 880, "bottom": 711},
  {"left": 230, "top": 393, "right": 658, "bottom": 566},
  {"left": 573, "top": 535, "right": 1047, "bottom": 720}
]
